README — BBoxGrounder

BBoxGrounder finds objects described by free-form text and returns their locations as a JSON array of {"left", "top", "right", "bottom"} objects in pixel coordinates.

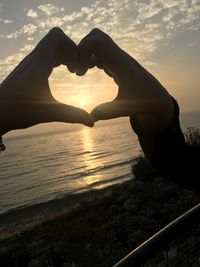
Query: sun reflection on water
[{"left": 80, "top": 127, "right": 103, "bottom": 187}]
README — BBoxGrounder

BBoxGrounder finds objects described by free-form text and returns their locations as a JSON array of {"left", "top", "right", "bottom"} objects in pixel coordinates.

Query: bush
[
  {"left": 184, "top": 127, "right": 200, "bottom": 147},
  {"left": 132, "top": 156, "right": 156, "bottom": 181}
]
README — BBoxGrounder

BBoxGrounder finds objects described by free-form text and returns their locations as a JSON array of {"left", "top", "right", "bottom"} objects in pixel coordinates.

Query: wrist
[
  {"left": 0, "top": 115, "right": 11, "bottom": 135},
  {"left": 109, "top": 46, "right": 138, "bottom": 84},
  {"left": 0, "top": 136, "right": 6, "bottom": 152},
  {"left": 0, "top": 100, "right": 11, "bottom": 136},
  {"left": 0, "top": 117, "right": 8, "bottom": 136},
  {"left": 0, "top": 128, "right": 9, "bottom": 136}
]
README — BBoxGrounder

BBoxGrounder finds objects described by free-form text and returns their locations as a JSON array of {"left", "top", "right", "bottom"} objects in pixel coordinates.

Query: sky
[{"left": 0, "top": 0, "right": 200, "bottom": 135}]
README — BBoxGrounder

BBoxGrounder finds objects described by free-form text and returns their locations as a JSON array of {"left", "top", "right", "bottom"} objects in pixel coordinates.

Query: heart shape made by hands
[{"left": 49, "top": 66, "right": 117, "bottom": 113}]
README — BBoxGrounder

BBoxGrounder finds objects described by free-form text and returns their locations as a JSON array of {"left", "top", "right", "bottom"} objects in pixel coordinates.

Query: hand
[
  {"left": 0, "top": 27, "right": 94, "bottom": 136},
  {"left": 77, "top": 29, "right": 174, "bottom": 135}
]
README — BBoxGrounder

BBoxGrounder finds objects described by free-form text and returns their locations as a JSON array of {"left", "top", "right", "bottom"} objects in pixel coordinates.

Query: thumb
[
  {"left": 91, "top": 100, "right": 127, "bottom": 121},
  {"left": 45, "top": 103, "right": 94, "bottom": 127}
]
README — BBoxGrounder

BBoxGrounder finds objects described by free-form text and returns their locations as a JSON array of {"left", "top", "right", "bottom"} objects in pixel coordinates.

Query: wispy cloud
[
  {"left": 6, "top": 23, "right": 37, "bottom": 39},
  {"left": 38, "top": 3, "right": 64, "bottom": 16},
  {"left": 1, "top": 0, "right": 200, "bottom": 83},
  {"left": 37, "top": 17, "right": 64, "bottom": 29},
  {"left": 20, "top": 44, "right": 34, "bottom": 52},
  {"left": 0, "top": 18, "right": 13, "bottom": 24},
  {"left": 0, "top": 52, "right": 24, "bottom": 79},
  {"left": 27, "top": 9, "right": 38, "bottom": 18}
]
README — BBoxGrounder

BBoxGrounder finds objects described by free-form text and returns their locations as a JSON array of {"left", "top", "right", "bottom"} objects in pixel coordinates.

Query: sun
[{"left": 79, "top": 99, "right": 86, "bottom": 106}]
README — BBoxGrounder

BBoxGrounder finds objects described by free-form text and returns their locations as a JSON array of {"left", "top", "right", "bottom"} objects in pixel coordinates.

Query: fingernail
[
  {"left": 76, "top": 67, "right": 86, "bottom": 76},
  {"left": 84, "top": 120, "right": 94, "bottom": 127},
  {"left": 76, "top": 71, "right": 84, "bottom": 76},
  {"left": 83, "top": 117, "right": 94, "bottom": 127}
]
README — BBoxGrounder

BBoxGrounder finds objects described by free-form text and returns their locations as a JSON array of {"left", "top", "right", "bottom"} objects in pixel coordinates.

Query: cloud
[
  {"left": 20, "top": 44, "right": 35, "bottom": 52},
  {"left": 38, "top": 17, "right": 64, "bottom": 29},
  {"left": 4, "top": 19, "right": 13, "bottom": 24},
  {"left": 162, "top": 0, "right": 179, "bottom": 8},
  {"left": 143, "top": 60, "right": 158, "bottom": 67},
  {"left": 27, "top": 37, "right": 34, "bottom": 41},
  {"left": 38, "top": 3, "right": 61, "bottom": 16},
  {"left": 1, "top": 0, "right": 200, "bottom": 83},
  {"left": 27, "top": 9, "right": 38, "bottom": 18},
  {"left": 137, "top": 3, "right": 163, "bottom": 20},
  {"left": 0, "top": 18, "right": 13, "bottom": 24},
  {"left": 0, "top": 53, "right": 24, "bottom": 80},
  {"left": 7, "top": 32, "right": 18, "bottom": 39},
  {"left": 22, "top": 23, "right": 37, "bottom": 35},
  {"left": 188, "top": 24, "right": 200, "bottom": 31},
  {"left": 63, "top": 11, "right": 84, "bottom": 24},
  {"left": 145, "top": 23, "right": 161, "bottom": 30},
  {"left": 6, "top": 23, "right": 37, "bottom": 39},
  {"left": 162, "top": 11, "right": 176, "bottom": 22}
]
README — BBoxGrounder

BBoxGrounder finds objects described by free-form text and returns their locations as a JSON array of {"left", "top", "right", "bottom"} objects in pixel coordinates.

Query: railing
[{"left": 113, "top": 203, "right": 200, "bottom": 267}]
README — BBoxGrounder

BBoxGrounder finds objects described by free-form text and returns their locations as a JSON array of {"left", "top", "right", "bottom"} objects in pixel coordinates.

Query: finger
[
  {"left": 5, "top": 102, "right": 94, "bottom": 130},
  {"left": 46, "top": 103, "right": 94, "bottom": 127},
  {"left": 76, "top": 38, "right": 94, "bottom": 76},
  {"left": 90, "top": 100, "right": 127, "bottom": 121},
  {"left": 88, "top": 55, "right": 119, "bottom": 85},
  {"left": 88, "top": 55, "right": 103, "bottom": 69},
  {"left": 66, "top": 48, "right": 77, "bottom": 73},
  {"left": 32, "top": 28, "right": 77, "bottom": 77},
  {"left": 77, "top": 28, "right": 127, "bottom": 82},
  {"left": 76, "top": 28, "right": 102, "bottom": 76}
]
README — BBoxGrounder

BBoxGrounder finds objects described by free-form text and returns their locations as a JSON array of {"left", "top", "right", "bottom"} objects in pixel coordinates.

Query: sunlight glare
[
  {"left": 79, "top": 99, "right": 86, "bottom": 106},
  {"left": 80, "top": 128, "right": 103, "bottom": 186}
]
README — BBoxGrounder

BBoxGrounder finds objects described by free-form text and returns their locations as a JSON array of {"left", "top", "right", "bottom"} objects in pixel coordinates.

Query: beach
[
  {"left": 0, "top": 156, "right": 200, "bottom": 266},
  {"left": 0, "top": 184, "right": 122, "bottom": 240}
]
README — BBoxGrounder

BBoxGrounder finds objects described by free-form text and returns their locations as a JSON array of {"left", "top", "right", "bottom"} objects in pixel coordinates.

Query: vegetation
[
  {"left": 185, "top": 127, "right": 200, "bottom": 147},
  {"left": 0, "top": 128, "right": 199, "bottom": 267}
]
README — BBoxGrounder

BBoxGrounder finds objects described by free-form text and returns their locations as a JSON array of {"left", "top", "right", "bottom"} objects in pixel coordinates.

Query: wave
[
  {"left": 0, "top": 172, "right": 133, "bottom": 216},
  {"left": 73, "top": 173, "right": 134, "bottom": 193},
  {"left": 68, "top": 157, "right": 135, "bottom": 179}
]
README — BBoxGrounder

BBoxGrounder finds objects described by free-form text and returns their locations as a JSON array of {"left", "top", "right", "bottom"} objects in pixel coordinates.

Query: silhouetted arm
[
  {"left": 77, "top": 29, "right": 174, "bottom": 128},
  {"left": 77, "top": 28, "right": 200, "bottom": 192},
  {"left": 0, "top": 27, "right": 93, "bottom": 137}
]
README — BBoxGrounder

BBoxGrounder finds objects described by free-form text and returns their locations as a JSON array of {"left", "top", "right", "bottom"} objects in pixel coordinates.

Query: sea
[{"left": 0, "top": 112, "right": 199, "bottom": 215}]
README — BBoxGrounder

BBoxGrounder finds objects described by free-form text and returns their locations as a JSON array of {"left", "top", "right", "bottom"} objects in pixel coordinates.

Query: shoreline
[
  {"left": 0, "top": 141, "right": 200, "bottom": 267},
  {"left": 0, "top": 154, "right": 200, "bottom": 266},
  {"left": 0, "top": 179, "right": 133, "bottom": 241}
]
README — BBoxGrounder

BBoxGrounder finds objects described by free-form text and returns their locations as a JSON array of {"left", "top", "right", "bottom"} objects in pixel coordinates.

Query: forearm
[{"left": 130, "top": 112, "right": 200, "bottom": 192}]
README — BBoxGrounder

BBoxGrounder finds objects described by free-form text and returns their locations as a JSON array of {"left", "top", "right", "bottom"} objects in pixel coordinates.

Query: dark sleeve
[{"left": 130, "top": 97, "right": 200, "bottom": 192}]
